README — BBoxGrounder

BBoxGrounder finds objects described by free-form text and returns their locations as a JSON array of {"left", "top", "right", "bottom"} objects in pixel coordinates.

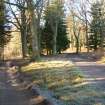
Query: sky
[{"left": 7, "top": 0, "right": 104, "bottom": 27}]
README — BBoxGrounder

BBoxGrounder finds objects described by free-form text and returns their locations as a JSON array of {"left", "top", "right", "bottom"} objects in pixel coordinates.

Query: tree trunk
[
  {"left": 31, "top": 16, "right": 40, "bottom": 60},
  {"left": 20, "top": 9, "right": 28, "bottom": 58},
  {"left": 27, "top": 1, "right": 40, "bottom": 60},
  {"left": 85, "top": 20, "right": 89, "bottom": 52},
  {"left": 75, "top": 28, "right": 81, "bottom": 54},
  {"left": 52, "top": 22, "right": 58, "bottom": 55},
  {"left": 100, "top": 26, "right": 104, "bottom": 52},
  {"left": 37, "top": 19, "right": 41, "bottom": 55},
  {"left": 76, "top": 39, "right": 79, "bottom": 54},
  {"left": 84, "top": 12, "right": 89, "bottom": 52},
  {"left": 20, "top": 29, "right": 28, "bottom": 58},
  {"left": 0, "top": 47, "right": 4, "bottom": 60}
]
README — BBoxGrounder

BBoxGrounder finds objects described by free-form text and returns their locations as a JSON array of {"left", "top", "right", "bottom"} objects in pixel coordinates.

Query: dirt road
[
  {"left": 1, "top": 54, "right": 105, "bottom": 105},
  {"left": 0, "top": 63, "right": 31, "bottom": 105},
  {"left": 68, "top": 54, "right": 105, "bottom": 90}
]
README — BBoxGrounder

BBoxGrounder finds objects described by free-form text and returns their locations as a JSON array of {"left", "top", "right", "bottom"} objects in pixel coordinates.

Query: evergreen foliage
[
  {"left": 42, "top": 0, "right": 70, "bottom": 54},
  {"left": 89, "top": 1, "right": 105, "bottom": 50},
  {"left": 41, "top": 21, "right": 53, "bottom": 53},
  {"left": 57, "top": 19, "right": 70, "bottom": 53}
]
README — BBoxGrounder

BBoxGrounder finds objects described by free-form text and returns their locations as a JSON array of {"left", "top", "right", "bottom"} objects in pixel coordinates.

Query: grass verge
[{"left": 21, "top": 58, "right": 105, "bottom": 105}]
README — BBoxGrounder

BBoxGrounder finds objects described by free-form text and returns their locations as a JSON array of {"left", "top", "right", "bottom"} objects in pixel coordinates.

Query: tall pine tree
[
  {"left": 42, "top": 0, "right": 70, "bottom": 54},
  {"left": 57, "top": 18, "right": 70, "bottom": 53},
  {"left": 89, "top": 1, "right": 105, "bottom": 51}
]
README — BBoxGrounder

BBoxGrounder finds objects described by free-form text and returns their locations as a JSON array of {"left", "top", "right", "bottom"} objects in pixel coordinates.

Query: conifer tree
[
  {"left": 89, "top": 1, "right": 105, "bottom": 51},
  {"left": 42, "top": 0, "right": 70, "bottom": 54}
]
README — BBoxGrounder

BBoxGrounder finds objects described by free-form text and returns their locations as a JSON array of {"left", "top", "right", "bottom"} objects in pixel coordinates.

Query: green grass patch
[{"left": 21, "top": 59, "right": 105, "bottom": 105}]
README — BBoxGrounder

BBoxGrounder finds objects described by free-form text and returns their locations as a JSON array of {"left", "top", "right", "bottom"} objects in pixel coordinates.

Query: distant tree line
[
  {"left": 66, "top": 0, "right": 105, "bottom": 54},
  {"left": 1, "top": 0, "right": 105, "bottom": 60},
  {"left": 1, "top": 0, "right": 69, "bottom": 60}
]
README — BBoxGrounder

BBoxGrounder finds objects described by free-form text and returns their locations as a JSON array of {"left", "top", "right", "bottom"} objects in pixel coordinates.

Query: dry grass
[
  {"left": 97, "top": 56, "right": 105, "bottom": 64},
  {"left": 22, "top": 60, "right": 84, "bottom": 87},
  {"left": 21, "top": 59, "right": 105, "bottom": 105}
]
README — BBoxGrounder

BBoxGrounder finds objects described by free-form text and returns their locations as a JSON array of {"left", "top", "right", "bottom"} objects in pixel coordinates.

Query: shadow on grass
[
  {"left": 5, "top": 55, "right": 105, "bottom": 105},
  {"left": 19, "top": 59, "right": 105, "bottom": 105}
]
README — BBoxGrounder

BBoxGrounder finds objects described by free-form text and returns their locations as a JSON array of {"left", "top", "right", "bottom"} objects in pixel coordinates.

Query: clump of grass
[
  {"left": 22, "top": 60, "right": 84, "bottom": 88},
  {"left": 97, "top": 56, "right": 105, "bottom": 63}
]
